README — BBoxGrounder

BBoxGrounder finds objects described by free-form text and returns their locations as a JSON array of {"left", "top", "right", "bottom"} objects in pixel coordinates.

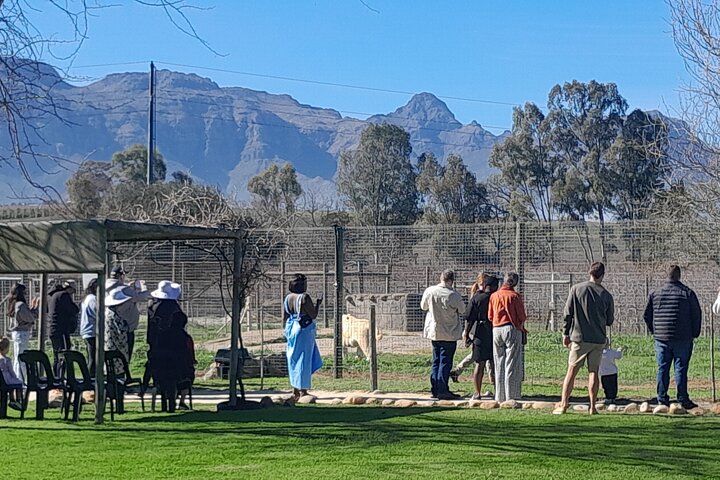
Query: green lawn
[
  {"left": 1, "top": 404, "right": 719, "bottom": 479},
  {"left": 234, "top": 332, "right": 717, "bottom": 401}
]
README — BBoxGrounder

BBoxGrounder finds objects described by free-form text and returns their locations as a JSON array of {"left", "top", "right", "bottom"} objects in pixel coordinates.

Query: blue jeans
[
  {"left": 430, "top": 341, "right": 457, "bottom": 397},
  {"left": 654, "top": 339, "right": 694, "bottom": 405}
]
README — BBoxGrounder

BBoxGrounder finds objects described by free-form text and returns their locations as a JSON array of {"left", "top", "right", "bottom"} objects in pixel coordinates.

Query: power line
[
  {"left": 146, "top": 61, "right": 521, "bottom": 107},
  {"left": 69, "top": 60, "right": 520, "bottom": 108}
]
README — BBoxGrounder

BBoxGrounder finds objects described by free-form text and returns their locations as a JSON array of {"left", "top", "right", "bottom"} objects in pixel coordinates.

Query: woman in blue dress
[{"left": 284, "top": 274, "right": 323, "bottom": 399}]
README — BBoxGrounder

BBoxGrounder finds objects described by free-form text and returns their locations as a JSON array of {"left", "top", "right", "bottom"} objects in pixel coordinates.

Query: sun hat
[
  {"left": 151, "top": 280, "right": 182, "bottom": 300},
  {"left": 110, "top": 266, "right": 125, "bottom": 279},
  {"left": 106, "top": 288, "right": 132, "bottom": 307}
]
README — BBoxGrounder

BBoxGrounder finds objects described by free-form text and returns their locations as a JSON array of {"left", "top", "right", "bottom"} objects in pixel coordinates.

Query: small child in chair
[
  {"left": 599, "top": 338, "right": 623, "bottom": 404},
  {"left": 0, "top": 337, "right": 23, "bottom": 410}
]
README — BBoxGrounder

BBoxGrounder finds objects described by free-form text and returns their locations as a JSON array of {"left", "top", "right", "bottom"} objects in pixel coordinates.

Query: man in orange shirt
[{"left": 488, "top": 272, "right": 527, "bottom": 402}]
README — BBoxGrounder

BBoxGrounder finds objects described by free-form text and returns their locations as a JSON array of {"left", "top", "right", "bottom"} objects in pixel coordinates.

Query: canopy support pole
[
  {"left": 38, "top": 273, "right": 48, "bottom": 352},
  {"left": 228, "top": 236, "right": 244, "bottom": 406},
  {"left": 94, "top": 250, "right": 109, "bottom": 424}
]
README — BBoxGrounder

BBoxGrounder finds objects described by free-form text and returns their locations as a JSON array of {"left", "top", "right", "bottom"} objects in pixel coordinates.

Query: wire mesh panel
[{"left": 236, "top": 220, "right": 719, "bottom": 400}]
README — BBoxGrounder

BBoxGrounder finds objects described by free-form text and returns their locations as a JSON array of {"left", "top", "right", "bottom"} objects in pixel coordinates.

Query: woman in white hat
[
  {"left": 105, "top": 288, "right": 133, "bottom": 374},
  {"left": 147, "top": 281, "right": 183, "bottom": 352},
  {"left": 144, "top": 281, "right": 184, "bottom": 403}
]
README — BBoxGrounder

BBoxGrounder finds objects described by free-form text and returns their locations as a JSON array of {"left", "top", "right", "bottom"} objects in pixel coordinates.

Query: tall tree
[
  {"left": 65, "top": 161, "right": 112, "bottom": 218},
  {"left": 490, "top": 103, "right": 563, "bottom": 222},
  {"left": 606, "top": 109, "right": 670, "bottom": 220},
  {"left": 111, "top": 144, "right": 167, "bottom": 184},
  {"left": 547, "top": 80, "right": 628, "bottom": 261},
  {"left": 417, "top": 152, "right": 491, "bottom": 223},
  {"left": 337, "top": 124, "right": 419, "bottom": 226},
  {"left": 247, "top": 162, "right": 303, "bottom": 215},
  {"left": 667, "top": 0, "right": 720, "bottom": 226}
]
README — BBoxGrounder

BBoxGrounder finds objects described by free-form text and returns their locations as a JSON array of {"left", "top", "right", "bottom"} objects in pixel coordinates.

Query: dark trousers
[
  {"left": 127, "top": 331, "right": 136, "bottom": 362},
  {"left": 601, "top": 373, "right": 618, "bottom": 400},
  {"left": 430, "top": 340, "right": 457, "bottom": 397},
  {"left": 50, "top": 334, "right": 71, "bottom": 377},
  {"left": 85, "top": 337, "right": 97, "bottom": 377},
  {"left": 655, "top": 339, "right": 694, "bottom": 404}
]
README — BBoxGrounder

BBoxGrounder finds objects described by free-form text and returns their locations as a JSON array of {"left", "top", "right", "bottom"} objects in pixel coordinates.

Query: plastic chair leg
[
  {"left": 72, "top": 394, "right": 81, "bottom": 422},
  {"left": 0, "top": 391, "right": 8, "bottom": 419},
  {"left": 20, "top": 389, "right": 29, "bottom": 420},
  {"left": 36, "top": 391, "right": 46, "bottom": 421}
]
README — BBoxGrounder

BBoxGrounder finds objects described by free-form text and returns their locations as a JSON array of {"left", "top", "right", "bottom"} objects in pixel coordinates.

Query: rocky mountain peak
[{"left": 396, "top": 92, "right": 460, "bottom": 127}]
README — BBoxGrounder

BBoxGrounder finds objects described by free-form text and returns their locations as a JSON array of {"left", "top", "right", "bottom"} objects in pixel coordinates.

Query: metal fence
[
  {"left": 244, "top": 220, "right": 719, "bottom": 400},
  {"left": 1, "top": 218, "right": 717, "bottom": 400}
]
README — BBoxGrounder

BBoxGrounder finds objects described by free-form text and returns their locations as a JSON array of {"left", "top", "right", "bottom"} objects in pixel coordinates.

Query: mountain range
[{"left": 0, "top": 62, "right": 508, "bottom": 201}]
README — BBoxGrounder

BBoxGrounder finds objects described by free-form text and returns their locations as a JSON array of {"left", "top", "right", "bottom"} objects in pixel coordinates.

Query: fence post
[
  {"left": 334, "top": 225, "right": 345, "bottom": 379},
  {"left": 385, "top": 264, "right": 390, "bottom": 294},
  {"left": 357, "top": 261, "right": 364, "bottom": 293},
  {"left": 712, "top": 311, "right": 717, "bottom": 403},
  {"left": 323, "top": 262, "right": 329, "bottom": 328},
  {"left": 514, "top": 222, "right": 525, "bottom": 294},
  {"left": 369, "top": 303, "right": 378, "bottom": 392},
  {"left": 279, "top": 261, "right": 286, "bottom": 326}
]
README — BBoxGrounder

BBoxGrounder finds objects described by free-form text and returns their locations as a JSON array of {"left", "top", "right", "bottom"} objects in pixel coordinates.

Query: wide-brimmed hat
[
  {"left": 151, "top": 280, "right": 182, "bottom": 300},
  {"left": 110, "top": 266, "right": 125, "bottom": 279},
  {"left": 106, "top": 288, "right": 132, "bottom": 307}
]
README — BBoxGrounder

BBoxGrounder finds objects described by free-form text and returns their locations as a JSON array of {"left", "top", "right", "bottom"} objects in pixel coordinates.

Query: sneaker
[
  {"left": 603, "top": 398, "right": 615, "bottom": 406},
  {"left": 471, "top": 393, "right": 482, "bottom": 401},
  {"left": 437, "top": 392, "right": 462, "bottom": 401},
  {"left": 483, "top": 390, "right": 493, "bottom": 398},
  {"left": 8, "top": 401, "right": 22, "bottom": 411},
  {"left": 178, "top": 402, "right": 191, "bottom": 411},
  {"left": 681, "top": 400, "right": 698, "bottom": 410},
  {"left": 449, "top": 370, "right": 460, "bottom": 383}
]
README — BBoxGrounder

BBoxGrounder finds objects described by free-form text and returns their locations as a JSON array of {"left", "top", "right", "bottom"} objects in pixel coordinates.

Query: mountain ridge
[{"left": 0, "top": 61, "right": 508, "bottom": 201}]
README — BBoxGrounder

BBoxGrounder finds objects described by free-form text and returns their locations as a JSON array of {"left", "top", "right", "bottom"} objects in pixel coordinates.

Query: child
[
  {"left": 599, "top": 338, "right": 623, "bottom": 404},
  {"left": 0, "top": 337, "right": 24, "bottom": 410}
]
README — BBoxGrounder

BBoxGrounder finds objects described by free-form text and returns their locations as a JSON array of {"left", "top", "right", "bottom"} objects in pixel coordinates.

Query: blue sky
[{"left": 31, "top": 1, "right": 687, "bottom": 132}]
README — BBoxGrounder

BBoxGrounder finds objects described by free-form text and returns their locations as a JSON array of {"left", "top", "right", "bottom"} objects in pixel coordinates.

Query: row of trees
[
  {"left": 67, "top": 79, "right": 671, "bottom": 240},
  {"left": 247, "top": 81, "right": 671, "bottom": 234}
]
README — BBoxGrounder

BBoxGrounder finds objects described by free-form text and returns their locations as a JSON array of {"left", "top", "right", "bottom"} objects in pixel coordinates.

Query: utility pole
[{"left": 147, "top": 61, "right": 156, "bottom": 185}]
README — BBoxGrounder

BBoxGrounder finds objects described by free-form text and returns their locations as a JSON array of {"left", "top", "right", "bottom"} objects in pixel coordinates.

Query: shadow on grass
[{"left": 2, "top": 406, "right": 720, "bottom": 477}]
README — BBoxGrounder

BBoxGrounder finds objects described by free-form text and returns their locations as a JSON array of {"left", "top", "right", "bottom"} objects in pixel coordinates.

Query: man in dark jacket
[
  {"left": 47, "top": 280, "right": 80, "bottom": 375},
  {"left": 644, "top": 265, "right": 702, "bottom": 409}
]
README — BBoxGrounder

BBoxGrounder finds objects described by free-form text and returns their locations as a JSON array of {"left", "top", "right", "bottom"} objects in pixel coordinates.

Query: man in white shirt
[{"left": 421, "top": 270, "right": 465, "bottom": 400}]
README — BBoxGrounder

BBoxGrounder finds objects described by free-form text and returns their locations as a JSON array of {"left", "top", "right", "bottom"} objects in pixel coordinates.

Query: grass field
[
  {"left": 1, "top": 404, "right": 719, "bottom": 479},
  {"left": 189, "top": 330, "right": 718, "bottom": 401}
]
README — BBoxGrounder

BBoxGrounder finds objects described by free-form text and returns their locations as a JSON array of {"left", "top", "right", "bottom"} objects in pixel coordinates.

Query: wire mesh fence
[
  {"left": 244, "top": 220, "right": 719, "bottom": 401},
  {"left": 1, "top": 219, "right": 717, "bottom": 401}
]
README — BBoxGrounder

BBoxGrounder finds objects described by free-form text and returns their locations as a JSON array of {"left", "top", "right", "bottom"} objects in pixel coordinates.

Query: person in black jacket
[
  {"left": 462, "top": 275, "right": 499, "bottom": 400},
  {"left": 143, "top": 281, "right": 182, "bottom": 396},
  {"left": 644, "top": 265, "right": 702, "bottom": 410},
  {"left": 47, "top": 280, "right": 79, "bottom": 375}
]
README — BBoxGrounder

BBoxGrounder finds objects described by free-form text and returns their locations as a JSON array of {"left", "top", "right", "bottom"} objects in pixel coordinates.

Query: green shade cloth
[{"left": 0, "top": 219, "right": 239, "bottom": 274}]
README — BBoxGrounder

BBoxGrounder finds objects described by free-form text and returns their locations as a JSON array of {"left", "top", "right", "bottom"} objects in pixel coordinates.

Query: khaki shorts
[{"left": 568, "top": 342, "right": 604, "bottom": 372}]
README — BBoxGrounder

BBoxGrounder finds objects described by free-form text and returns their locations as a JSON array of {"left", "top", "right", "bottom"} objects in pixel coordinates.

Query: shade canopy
[
  {"left": 0, "top": 218, "right": 245, "bottom": 424},
  {"left": 0, "top": 219, "right": 240, "bottom": 274}
]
